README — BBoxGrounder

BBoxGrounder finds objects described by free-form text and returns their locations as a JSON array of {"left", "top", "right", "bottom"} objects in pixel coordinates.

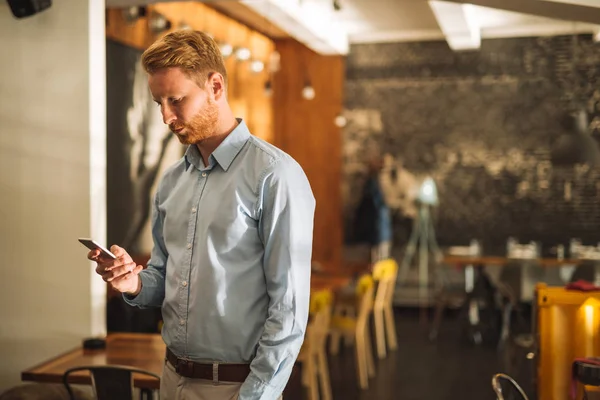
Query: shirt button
[
  {"left": 187, "top": 243, "right": 192, "bottom": 249},
  {"left": 179, "top": 320, "right": 185, "bottom": 326},
  {"left": 202, "top": 172, "right": 207, "bottom": 177},
  {"left": 191, "top": 207, "right": 197, "bottom": 213},
  {"left": 182, "top": 281, "right": 188, "bottom": 287}
]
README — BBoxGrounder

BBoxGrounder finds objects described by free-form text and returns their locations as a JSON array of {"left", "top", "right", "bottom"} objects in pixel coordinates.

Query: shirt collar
[{"left": 184, "top": 118, "right": 250, "bottom": 172}]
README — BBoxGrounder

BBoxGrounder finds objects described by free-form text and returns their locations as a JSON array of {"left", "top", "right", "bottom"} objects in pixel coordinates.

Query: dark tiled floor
[{"left": 293, "top": 308, "right": 535, "bottom": 400}]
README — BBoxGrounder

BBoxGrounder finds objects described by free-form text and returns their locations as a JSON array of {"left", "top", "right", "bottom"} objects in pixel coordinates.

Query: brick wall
[{"left": 344, "top": 35, "right": 600, "bottom": 253}]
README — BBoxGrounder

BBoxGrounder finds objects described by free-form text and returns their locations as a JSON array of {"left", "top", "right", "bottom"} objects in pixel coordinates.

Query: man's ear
[{"left": 208, "top": 72, "right": 225, "bottom": 100}]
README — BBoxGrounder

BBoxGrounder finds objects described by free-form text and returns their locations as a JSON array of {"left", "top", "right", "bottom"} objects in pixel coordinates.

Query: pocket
[{"left": 164, "top": 358, "right": 176, "bottom": 373}]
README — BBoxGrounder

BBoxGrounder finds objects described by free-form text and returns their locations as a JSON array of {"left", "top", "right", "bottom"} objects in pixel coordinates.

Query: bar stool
[{"left": 572, "top": 358, "right": 600, "bottom": 400}]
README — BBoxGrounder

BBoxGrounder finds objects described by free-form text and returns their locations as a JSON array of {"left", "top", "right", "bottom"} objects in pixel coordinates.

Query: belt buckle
[{"left": 176, "top": 359, "right": 194, "bottom": 377}]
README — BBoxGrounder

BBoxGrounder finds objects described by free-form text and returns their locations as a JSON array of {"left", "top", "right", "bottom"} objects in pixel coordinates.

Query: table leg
[{"left": 461, "top": 264, "right": 497, "bottom": 345}]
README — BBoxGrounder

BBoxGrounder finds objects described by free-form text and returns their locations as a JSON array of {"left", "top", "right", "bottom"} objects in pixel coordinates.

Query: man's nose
[{"left": 162, "top": 105, "right": 176, "bottom": 125}]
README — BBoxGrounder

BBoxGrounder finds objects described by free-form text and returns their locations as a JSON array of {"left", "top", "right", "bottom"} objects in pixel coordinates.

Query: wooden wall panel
[
  {"left": 106, "top": 3, "right": 274, "bottom": 142},
  {"left": 273, "top": 39, "right": 344, "bottom": 273}
]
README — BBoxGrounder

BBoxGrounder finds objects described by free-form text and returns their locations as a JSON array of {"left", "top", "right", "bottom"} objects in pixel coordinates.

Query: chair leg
[
  {"left": 374, "top": 307, "right": 387, "bottom": 359},
  {"left": 317, "top": 350, "right": 333, "bottom": 400},
  {"left": 384, "top": 304, "right": 398, "bottom": 351},
  {"left": 344, "top": 332, "right": 355, "bottom": 347},
  {"left": 429, "top": 295, "right": 446, "bottom": 341},
  {"left": 307, "top": 356, "right": 320, "bottom": 400},
  {"left": 302, "top": 358, "right": 310, "bottom": 386},
  {"left": 329, "top": 331, "right": 341, "bottom": 355},
  {"left": 498, "top": 302, "right": 513, "bottom": 352},
  {"left": 364, "top": 325, "right": 376, "bottom": 378},
  {"left": 355, "top": 330, "right": 369, "bottom": 389}
]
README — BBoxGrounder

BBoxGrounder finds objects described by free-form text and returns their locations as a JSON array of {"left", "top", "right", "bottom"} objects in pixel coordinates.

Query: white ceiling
[
  {"left": 335, "top": 0, "right": 599, "bottom": 43},
  {"left": 106, "top": 0, "right": 600, "bottom": 54}
]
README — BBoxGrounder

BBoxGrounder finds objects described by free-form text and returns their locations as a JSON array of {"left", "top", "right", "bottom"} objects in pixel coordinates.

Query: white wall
[{"left": 0, "top": 0, "right": 106, "bottom": 391}]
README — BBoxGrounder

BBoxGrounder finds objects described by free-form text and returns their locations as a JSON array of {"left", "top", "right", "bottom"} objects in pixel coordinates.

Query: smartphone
[{"left": 78, "top": 238, "right": 117, "bottom": 259}]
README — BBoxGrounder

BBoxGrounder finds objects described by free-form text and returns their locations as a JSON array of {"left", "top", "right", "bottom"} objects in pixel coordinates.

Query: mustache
[{"left": 169, "top": 123, "right": 185, "bottom": 131}]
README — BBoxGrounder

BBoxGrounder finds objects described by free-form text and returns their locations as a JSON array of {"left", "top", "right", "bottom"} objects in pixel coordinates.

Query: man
[
  {"left": 354, "top": 153, "right": 392, "bottom": 262},
  {"left": 88, "top": 30, "right": 315, "bottom": 400},
  {"left": 379, "top": 153, "right": 417, "bottom": 244}
]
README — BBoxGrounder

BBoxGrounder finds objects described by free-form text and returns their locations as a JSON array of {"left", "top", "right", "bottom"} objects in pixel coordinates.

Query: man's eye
[{"left": 170, "top": 98, "right": 182, "bottom": 104}]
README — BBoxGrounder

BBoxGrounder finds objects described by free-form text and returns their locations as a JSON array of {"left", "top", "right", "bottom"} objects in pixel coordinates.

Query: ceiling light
[
  {"left": 264, "top": 80, "right": 273, "bottom": 97},
  {"left": 334, "top": 113, "right": 347, "bottom": 128},
  {"left": 268, "top": 51, "right": 281, "bottom": 73},
  {"left": 148, "top": 12, "right": 171, "bottom": 34},
  {"left": 235, "top": 47, "right": 251, "bottom": 61},
  {"left": 178, "top": 22, "right": 192, "bottom": 31},
  {"left": 302, "top": 81, "right": 315, "bottom": 100},
  {"left": 250, "top": 60, "right": 265, "bottom": 73},
  {"left": 122, "top": 6, "right": 147, "bottom": 23},
  {"left": 219, "top": 43, "right": 233, "bottom": 58}
]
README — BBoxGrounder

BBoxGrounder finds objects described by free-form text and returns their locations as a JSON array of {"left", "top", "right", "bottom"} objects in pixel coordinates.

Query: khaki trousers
[{"left": 160, "top": 360, "right": 283, "bottom": 400}]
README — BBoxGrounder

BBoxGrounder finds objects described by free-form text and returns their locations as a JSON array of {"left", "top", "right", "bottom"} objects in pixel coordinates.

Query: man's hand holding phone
[{"left": 88, "top": 245, "right": 143, "bottom": 296}]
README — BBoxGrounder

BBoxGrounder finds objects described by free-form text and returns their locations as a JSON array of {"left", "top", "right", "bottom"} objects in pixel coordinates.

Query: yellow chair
[
  {"left": 298, "top": 289, "right": 333, "bottom": 400},
  {"left": 329, "top": 274, "right": 376, "bottom": 389},
  {"left": 372, "top": 259, "right": 399, "bottom": 359}
]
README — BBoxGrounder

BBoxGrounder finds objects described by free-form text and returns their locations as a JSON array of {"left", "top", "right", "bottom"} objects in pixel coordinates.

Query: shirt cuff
[
  {"left": 237, "top": 372, "right": 281, "bottom": 400},
  {"left": 122, "top": 272, "right": 150, "bottom": 307}
]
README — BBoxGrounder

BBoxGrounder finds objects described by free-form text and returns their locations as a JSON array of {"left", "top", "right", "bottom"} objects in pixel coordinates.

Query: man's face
[{"left": 149, "top": 67, "right": 219, "bottom": 145}]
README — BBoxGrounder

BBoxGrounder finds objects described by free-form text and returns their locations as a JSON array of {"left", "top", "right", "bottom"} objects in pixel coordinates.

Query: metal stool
[{"left": 572, "top": 359, "right": 600, "bottom": 400}]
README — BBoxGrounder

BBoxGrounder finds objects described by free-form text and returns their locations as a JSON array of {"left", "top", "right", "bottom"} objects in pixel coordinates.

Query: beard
[{"left": 169, "top": 98, "right": 219, "bottom": 145}]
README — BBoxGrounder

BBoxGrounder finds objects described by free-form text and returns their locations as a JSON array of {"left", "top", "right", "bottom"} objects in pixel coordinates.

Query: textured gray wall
[{"left": 344, "top": 35, "right": 600, "bottom": 253}]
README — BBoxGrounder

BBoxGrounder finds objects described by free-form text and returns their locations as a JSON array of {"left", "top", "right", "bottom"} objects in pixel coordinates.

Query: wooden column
[{"left": 273, "top": 39, "right": 344, "bottom": 273}]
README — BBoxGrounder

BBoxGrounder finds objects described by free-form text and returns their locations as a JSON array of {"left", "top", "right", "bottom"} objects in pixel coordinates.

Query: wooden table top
[
  {"left": 21, "top": 273, "right": 352, "bottom": 390},
  {"left": 443, "top": 255, "right": 582, "bottom": 267},
  {"left": 22, "top": 333, "right": 164, "bottom": 389}
]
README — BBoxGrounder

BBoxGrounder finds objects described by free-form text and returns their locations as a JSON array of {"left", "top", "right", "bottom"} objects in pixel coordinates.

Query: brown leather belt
[{"left": 166, "top": 348, "right": 250, "bottom": 382}]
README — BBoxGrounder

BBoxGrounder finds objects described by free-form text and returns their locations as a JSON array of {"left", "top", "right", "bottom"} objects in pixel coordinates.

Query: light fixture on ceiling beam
[{"left": 428, "top": 1, "right": 480, "bottom": 51}]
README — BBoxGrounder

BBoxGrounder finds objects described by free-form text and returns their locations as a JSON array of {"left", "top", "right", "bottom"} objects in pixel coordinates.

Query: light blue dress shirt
[{"left": 124, "top": 119, "right": 315, "bottom": 399}]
